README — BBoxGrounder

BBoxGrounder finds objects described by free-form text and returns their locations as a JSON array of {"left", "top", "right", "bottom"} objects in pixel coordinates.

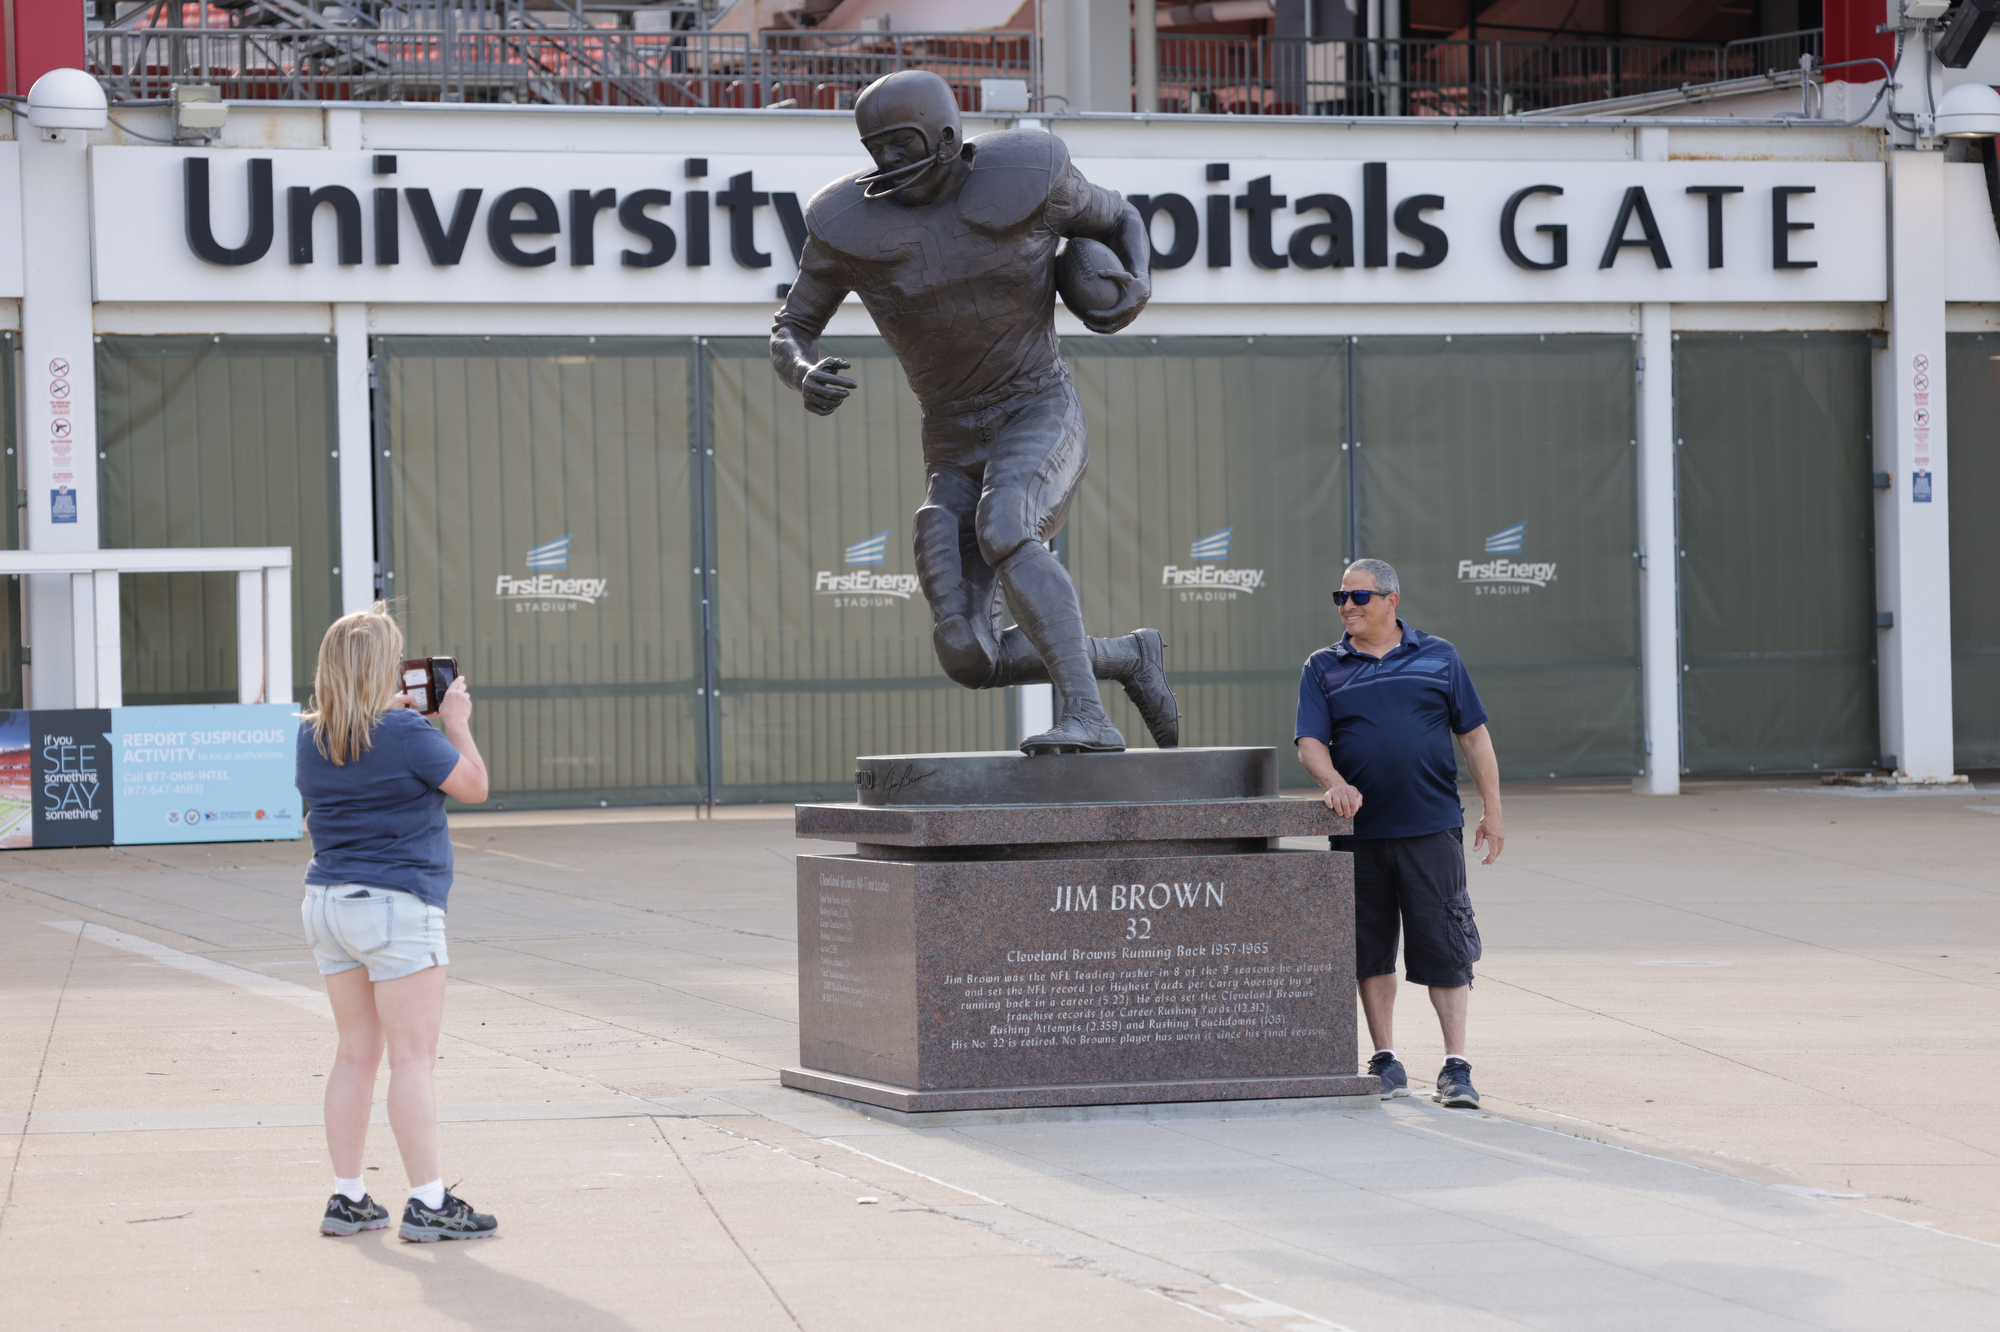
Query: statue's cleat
[
  {"left": 1121, "top": 628, "right": 1180, "bottom": 749},
  {"left": 1021, "top": 710, "right": 1126, "bottom": 755}
]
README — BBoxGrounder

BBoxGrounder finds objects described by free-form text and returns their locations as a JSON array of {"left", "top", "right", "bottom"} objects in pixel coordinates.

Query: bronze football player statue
[{"left": 771, "top": 70, "right": 1178, "bottom": 754}]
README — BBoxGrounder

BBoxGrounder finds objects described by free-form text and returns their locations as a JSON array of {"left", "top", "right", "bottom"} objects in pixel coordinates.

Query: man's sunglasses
[{"left": 1331, "top": 589, "right": 1389, "bottom": 606}]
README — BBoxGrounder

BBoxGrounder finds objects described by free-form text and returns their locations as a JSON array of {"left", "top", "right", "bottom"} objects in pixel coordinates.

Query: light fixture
[
  {"left": 26, "top": 68, "right": 108, "bottom": 132},
  {"left": 1936, "top": 80, "right": 2000, "bottom": 136}
]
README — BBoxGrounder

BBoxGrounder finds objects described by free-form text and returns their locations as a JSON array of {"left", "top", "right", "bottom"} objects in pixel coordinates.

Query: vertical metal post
[
  {"left": 694, "top": 337, "right": 719, "bottom": 811},
  {"left": 68, "top": 573, "right": 94, "bottom": 707},
  {"left": 1135, "top": 0, "right": 1157, "bottom": 113},
  {"left": 334, "top": 305, "right": 376, "bottom": 615},
  {"left": 1635, "top": 304, "right": 1679, "bottom": 794},
  {"left": 91, "top": 569, "right": 120, "bottom": 709},
  {"left": 237, "top": 569, "right": 265, "bottom": 704},
  {"left": 265, "top": 561, "right": 293, "bottom": 705},
  {"left": 1345, "top": 337, "right": 1359, "bottom": 564}
]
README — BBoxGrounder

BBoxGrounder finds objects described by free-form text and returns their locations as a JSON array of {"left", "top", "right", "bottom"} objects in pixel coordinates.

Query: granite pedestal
[{"left": 785, "top": 748, "right": 1375, "bottom": 1113}]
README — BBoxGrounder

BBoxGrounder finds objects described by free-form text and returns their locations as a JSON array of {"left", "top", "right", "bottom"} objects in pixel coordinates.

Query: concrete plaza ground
[{"left": 1, "top": 777, "right": 1997, "bottom": 1331}]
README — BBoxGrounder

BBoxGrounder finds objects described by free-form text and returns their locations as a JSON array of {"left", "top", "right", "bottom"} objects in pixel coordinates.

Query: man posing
[{"left": 1294, "top": 558, "right": 1504, "bottom": 1109}]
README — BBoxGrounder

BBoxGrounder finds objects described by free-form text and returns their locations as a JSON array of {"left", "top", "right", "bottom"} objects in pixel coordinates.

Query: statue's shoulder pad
[
  {"left": 960, "top": 130, "right": 1069, "bottom": 228},
  {"left": 804, "top": 172, "right": 874, "bottom": 253}
]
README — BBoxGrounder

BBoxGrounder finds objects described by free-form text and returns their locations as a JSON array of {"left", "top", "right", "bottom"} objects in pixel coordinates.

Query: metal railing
[
  {"left": 1152, "top": 31, "right": 1826, "bottom": 118},
  {"left": 88, "top": 23, "right": 1821, "bottom": 118},
  {"left": 89, "top": 25, "right": 760, "bottom": 107},
  {"left": 0, "top": 548, "right": 294, "bottom": 709},
  {"left": 86, "top": 26, "right": 1035, "bottom": 110},
  {"left": 758, "top": 30, "right": 1036, "bottom": 112}
]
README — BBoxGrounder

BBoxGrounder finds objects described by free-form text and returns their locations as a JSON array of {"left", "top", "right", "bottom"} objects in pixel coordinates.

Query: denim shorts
[{"left": 302, "top": 883, "right": 449, "bottom": 982}]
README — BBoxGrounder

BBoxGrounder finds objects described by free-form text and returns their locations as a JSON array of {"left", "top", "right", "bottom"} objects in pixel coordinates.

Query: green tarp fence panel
[
  {"left": 1949, "top": 334, "right": 2000, "bottom": 768},
  {"left": 374, "top": 337, "right": 706, "bottom": 806},
  {"left": 705, "top": 338, "right": 1009, "bottom": 803},
  {"left": 1062, "top": 336, "right": 1349, "bottom": 758},
  {"left": 96, "top": 335, "right": 341, "bottom": 706},
  {"left": 1355, "top": 335, "right": 1643, "bottom": 780},
  {"left": 1675, "top": 333, "right": 1878, "bottom": 774}
]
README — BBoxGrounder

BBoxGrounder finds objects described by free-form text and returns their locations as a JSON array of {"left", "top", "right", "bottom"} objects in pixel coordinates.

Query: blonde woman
[{"left": 297, "top": 604, "right": 495, "bottom": 1242}]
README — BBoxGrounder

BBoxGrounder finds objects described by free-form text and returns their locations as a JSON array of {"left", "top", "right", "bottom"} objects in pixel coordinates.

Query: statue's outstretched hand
[
  {"left": 1081, "top": 270, "right": 1150, "bottom": 335},
  {"left": 802, "top": 356, "right": 857, "bottom": 415}
]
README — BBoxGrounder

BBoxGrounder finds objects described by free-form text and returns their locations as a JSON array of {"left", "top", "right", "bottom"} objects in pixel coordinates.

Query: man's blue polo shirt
[{"left": 1294, "top": 620, "right": 1489, "bottom": 840}]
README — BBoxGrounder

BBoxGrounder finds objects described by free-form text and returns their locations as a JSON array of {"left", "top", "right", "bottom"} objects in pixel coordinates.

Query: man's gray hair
[{"left": 1345, "top": 558, "right": 1400, "bottom": 596}]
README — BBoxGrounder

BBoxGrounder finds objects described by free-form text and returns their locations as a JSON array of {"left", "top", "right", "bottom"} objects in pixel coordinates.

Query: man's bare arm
[
  {"left": 1296, "top": 736, "right": 1363, "bottom": 819},
  {"left": 1455, "top": 724, "right": 1504, "bottom": 864}
]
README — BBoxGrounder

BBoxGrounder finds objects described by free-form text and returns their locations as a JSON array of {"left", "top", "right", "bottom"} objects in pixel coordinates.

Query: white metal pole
[
  {"left": 333, "top": 302, "right": 376, "bottom": 615},
  {"left": 92, "top": 568, "right": 121, "bottom": 709},
  {"left": 265, "top": 562, "right": 294, "bottom": 705},
  {"left": 1878, "top": 149, "right": 1957, "bottom": 780},
  {"left": 68, "top": 572, "right": 95, "bottom": 708},
  {"left": 1635, "top": 301, "right": 1679, "bottom": 794},
  {"left": 20, "top": 115, "right": 103, "bottom": 708},
  {"left": 237, "top": 570, "right": 266, "bottom": 705}
]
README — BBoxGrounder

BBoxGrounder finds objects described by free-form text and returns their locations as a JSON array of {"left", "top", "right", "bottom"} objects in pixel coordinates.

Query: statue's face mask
[
  {"left": 853, "top": 70, "right": 964, "bottom": 201},
  {"left": 859, "top": 127, "right": 949, "bottom": 199}
]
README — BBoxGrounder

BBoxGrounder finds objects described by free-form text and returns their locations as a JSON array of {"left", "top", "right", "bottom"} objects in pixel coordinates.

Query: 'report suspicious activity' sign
[{"left": 0, "top": 703, "right": 302, "bottom": 850}]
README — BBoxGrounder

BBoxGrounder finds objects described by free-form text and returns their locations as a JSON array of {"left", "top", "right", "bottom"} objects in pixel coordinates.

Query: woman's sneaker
[
  {"left": 1367, "top": 1051, "right": 1410, "bottom": 1099},
  {"left": 320, "top": 1193, "right": 391, "bottom": 1236},
  {"left": 399, "top": 1190, "right": 499, "bottom": 1243},
  {"left": 1435, "top": 1059, "right": 1480, "bottom": 1109}
]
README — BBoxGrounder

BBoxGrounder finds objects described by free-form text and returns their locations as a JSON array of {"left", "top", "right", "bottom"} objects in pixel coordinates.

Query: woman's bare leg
[
  {"left": 374, "top": 964, "right": 448, "bottom": 1187},
  {"left": 323, "top": 968, "right": 385, "bottom": 1179}
]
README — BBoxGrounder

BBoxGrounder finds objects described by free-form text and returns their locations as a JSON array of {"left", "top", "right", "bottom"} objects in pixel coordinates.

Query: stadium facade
[{"left": 4, "top": 34, "right": 1999, "bottom": 806}]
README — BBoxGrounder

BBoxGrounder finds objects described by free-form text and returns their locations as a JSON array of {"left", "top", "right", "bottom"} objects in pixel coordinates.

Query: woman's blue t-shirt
[{"left": 297, "top": 710, "right": 464, "bottom": 909}]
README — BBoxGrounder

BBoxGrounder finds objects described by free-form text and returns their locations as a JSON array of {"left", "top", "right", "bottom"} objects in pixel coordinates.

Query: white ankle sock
[
  {"left": 1374, "top": 1049, "right": 1396, "bottom": 1061},
  {"left": 410, "top": 1179, "right": 446, "bottom": 1210},
  {"left": 334, "top": 1176, "right": 367, "bottom": 1203}
]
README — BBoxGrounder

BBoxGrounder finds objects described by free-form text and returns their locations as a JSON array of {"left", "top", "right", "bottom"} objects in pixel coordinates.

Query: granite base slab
[
  {"left": 780, "top": 1065, "right": 1380, "bottom": 1114},
  {"left": 852, "top": 747, "right": 1276, "bottom": 807},
  {"left": 797, "top": 796, "right": 1348, "bottom": 855}
]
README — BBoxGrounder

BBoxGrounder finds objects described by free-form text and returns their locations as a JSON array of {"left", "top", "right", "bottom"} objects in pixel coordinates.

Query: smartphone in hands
[{"left": 399, "top": 657, "right": 459, "bottom": 716}]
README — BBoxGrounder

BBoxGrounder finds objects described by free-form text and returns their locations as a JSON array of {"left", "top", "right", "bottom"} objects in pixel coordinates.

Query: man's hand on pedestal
[
  {"left": 801, "top": 356, "right": 856, "bottom": 415},
  {"left": 1321, "top": 780, "right": 1363, "bottom": 819}
]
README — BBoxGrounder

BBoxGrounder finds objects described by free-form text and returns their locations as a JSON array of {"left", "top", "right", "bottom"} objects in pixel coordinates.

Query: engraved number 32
[{"left": 1125, "top": 917, "right": 1152, "bottom": 940}]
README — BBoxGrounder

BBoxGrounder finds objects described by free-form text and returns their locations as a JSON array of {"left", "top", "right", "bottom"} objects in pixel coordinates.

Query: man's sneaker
[
  {"left": 398, "top": 1191, "right": 499, "bottom": 1243},
  {"left": 320, "top": 1192, "right": 391, "bottom": 1236},
  {"left": 1435, "top": 1059, "right": 1480, "bottom": 1109},
  {"left": 1367, "top": 1051, "right": 1410, "bottom": 1099}
]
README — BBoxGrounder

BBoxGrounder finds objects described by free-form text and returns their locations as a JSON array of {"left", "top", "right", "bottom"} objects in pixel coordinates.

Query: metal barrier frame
[{"left": 0, "top": 549, "right": 294, "bottom": 709}]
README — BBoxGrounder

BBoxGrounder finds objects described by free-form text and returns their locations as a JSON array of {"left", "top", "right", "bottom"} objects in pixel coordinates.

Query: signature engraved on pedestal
[{"left": 879, "top": 763, "right": 937, "bottom": 798}]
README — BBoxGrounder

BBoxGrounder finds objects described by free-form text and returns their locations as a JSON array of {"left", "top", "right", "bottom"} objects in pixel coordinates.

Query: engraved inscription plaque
[{"left": 797, "top": 852, "right": 1348, "bottom": 1093}]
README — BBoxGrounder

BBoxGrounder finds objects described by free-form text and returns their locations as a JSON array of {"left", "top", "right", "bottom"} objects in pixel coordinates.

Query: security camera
[{"left": 1938, "top": 0, "right": 2000, "bottom": 67}]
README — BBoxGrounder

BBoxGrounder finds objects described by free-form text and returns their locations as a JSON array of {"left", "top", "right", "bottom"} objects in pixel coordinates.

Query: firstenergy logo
[
  {"left": 813, "top": 570, "right": 918, "bottom": 599},
  {"left": 1162, "top": 525, "right": 1264, "bottom": 601},
  {"left": 495, "top": 535, "right": 607, "bottom": 611},
  {"left": 816, "top": 529, "right": 917, "bottom": 605},
  {"left": 1459, "top": 522, "right": 1556, "bottom": 595}
]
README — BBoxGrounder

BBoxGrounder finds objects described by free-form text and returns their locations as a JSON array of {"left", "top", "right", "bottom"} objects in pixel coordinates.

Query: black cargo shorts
[{"left": 1331, "top": 828, "right": 1481, "bottom": 989}]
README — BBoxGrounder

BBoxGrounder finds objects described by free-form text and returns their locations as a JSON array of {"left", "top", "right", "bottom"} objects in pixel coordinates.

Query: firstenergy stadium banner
[{"left": 0, "top": 704, "right": 303, "bottom": 850}]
